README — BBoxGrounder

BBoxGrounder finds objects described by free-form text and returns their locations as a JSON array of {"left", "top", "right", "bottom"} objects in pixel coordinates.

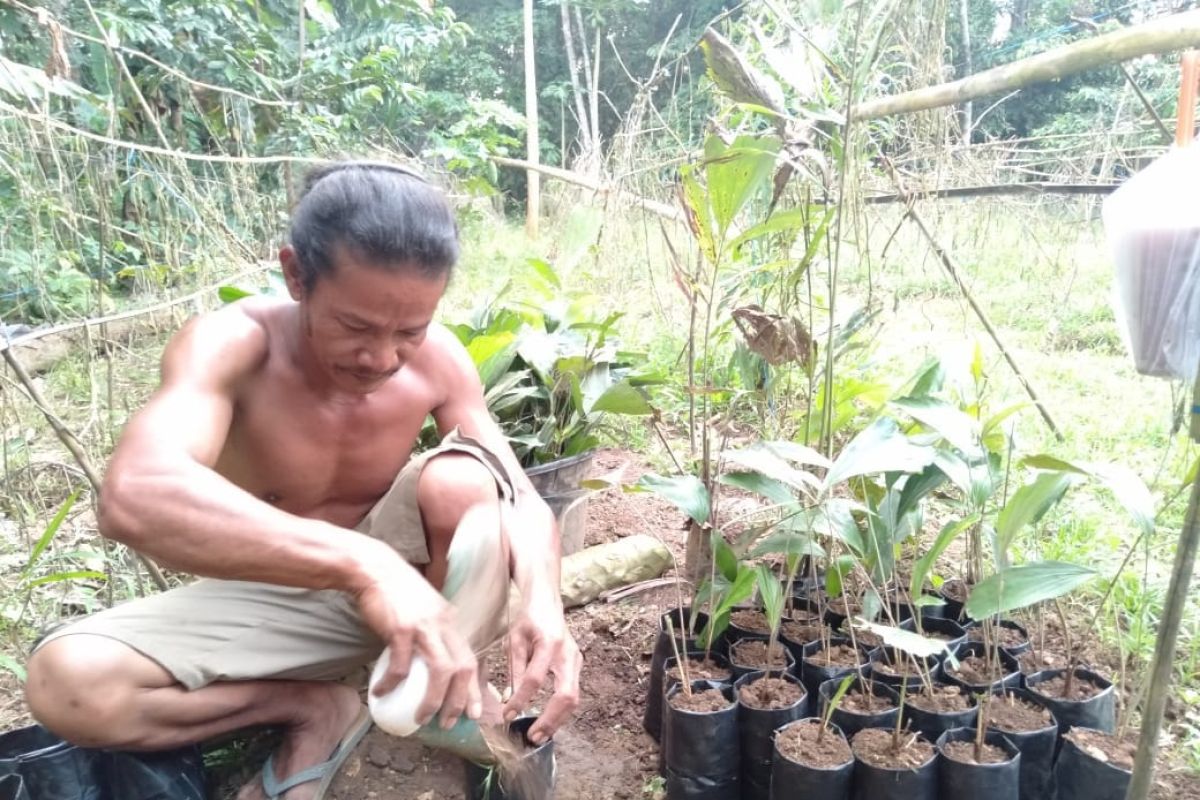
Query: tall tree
[{"left": 524, "top": 0, "right": 541, "bottom": 237}]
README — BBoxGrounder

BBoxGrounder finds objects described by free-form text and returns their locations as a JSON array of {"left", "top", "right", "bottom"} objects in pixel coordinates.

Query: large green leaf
[
  {"left": 891, "top": 396, "right": 982, "bottom": 455},
  {"left": 1021, "top": 455, "right": 1155, "bottom": 536},
  {"left": 964, "top": 561, "right": 1097, "bottom": 619},
  {"left": 749, "top": 529, "right": 826, "bottom": 560},
  {"left": 724, "top": 445, "right": 821, "bottom": 494},
  {"left": 713, "top": 531, "right": 739, "bottom": 583},
  {"left": 756, "top": 564, "right": 785, "bottom": 632},
  {"left": 635, "top": 474, "right": 710, "bottom": 526},
  {"left": 803, "top": 499, "right": 864, "bottom": 554},
  {"left": 995, "top": 472, "right": 1076, "bottom": 565},
  {"left": 718, "top": 472, "right": 795, "bottom": 507},
  {"left": 680, "top": 166, "right": 717, "bottom": 263},
  {"left": 907, "top": 357, "right": 946, "bottom": 399},
  {"left": 589, "top": 380, "right": 653, "bottom": 415},
  {"left": 824, "top": 417, "right": 937, "bottom": 489},
  {"left": 761, "top": 440, "right": 832, "bottom": 470},
  {"left": 703, "top": 134, "right": 780, "bottom": 239},
  {"left": 895, "top": 462, "right": 948, "bottom": 522}
]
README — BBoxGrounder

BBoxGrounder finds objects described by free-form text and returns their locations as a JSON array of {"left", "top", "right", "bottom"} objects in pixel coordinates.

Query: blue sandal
[{"left": 262, "top": 706, "right": 373, "bottom": 799}]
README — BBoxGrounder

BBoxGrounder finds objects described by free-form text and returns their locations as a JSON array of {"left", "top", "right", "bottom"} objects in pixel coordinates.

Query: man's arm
[
  {"left": 428, "top": 325, "right": 582, "bottom": 741},
  {"left": 100, "top": 305, "right": 481, "bottom": 724}
]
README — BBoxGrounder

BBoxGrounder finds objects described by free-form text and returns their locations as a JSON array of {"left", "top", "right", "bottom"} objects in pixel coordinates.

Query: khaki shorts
[{"left": 36, "top": 429, "right": 515, "bottom": 691}]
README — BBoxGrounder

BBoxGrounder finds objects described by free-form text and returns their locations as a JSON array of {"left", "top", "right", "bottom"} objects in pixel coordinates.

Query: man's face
[{"left": 283, "top": 246, "right": 448, "bottom": 394}]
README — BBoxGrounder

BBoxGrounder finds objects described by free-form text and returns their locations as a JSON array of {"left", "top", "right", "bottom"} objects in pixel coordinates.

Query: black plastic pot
[
  {"left": 966, "top": 619, "right": 1032, "bottom": 656},
  {"left": 984, "top": 688, "right": 1059, "bottom": 800},
  {"left": 728, "top": 636, "right": 797, "bottom": 680},
  {"left": 1054, "top": 728, "right": 1131, "bottom": 800},
  {"left": 942, "top": 642, "right": 1022, "bottom": 693},
  {"left": 940, "top": 579, "right": 973, "bottom": 623},
  {"left": 800, "top": 637, "right": 871, "bottom": 700},
  {"left": 1026, "top": 667, "right": 1115, "bottom": 736},
  {"left": 850, "top": 728, "right": 938, "bottom": 800},
  {"left": 644, "top": 607, "right": 713, "bottom": 740},
  {"left": 663, "top": 682, "right": 740, "bottom": 800},
  {"left": 0, "top": 725, "right": 205, "bottom": 800},
  {"left": 779, "top": 608, "right": 828, "bottom": 666},
  {"left": 936, "top": 727, "right": 1021, "bottom": 800},
  {"left": 867, "top": 650, "right": 939, "bottom": 691},
  {"left": 659, "top": 654, "right": 733, "bottom": 774},
  {"left": 769, "top": 719, "right": 854, "bottom": 800},
  {"left": 910, "top": 617, "right": 967, "bottom": 656},
  {"left": 735, "top": 672, "right": 808, "bottom": 800},
  {"left": 464, "top": 717, "right": 555, "bottom": 800},
  {"left": 903, "top": 684, "right": 979, "bottom": 741},
  {"left": 818, "top": 676, "right": 901, "bottom": 739},
  {"left": 728, "top": 606, "right": 773, "bottom": 645}
]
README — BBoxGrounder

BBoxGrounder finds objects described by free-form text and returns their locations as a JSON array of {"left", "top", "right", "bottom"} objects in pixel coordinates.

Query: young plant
[
  {"left": 819, "top": 673, "right": 856, "bottom": 744},
  {"left": 755, "top": 563, "right": 786, "bottom": 676}
]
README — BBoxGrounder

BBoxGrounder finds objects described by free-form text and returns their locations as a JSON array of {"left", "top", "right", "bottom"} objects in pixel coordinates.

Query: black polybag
[
  {"left": 663, "top": 682, "right": 739, "bottom": 800},
  {"left": 936, "top": 727, "right": 1020, "bottom": 800},
  {"left": 0, "top": 724, "right": 205, "bottom": 800},
  {"left": 734, "top": 671, "right": 807, "bottom": 800}
]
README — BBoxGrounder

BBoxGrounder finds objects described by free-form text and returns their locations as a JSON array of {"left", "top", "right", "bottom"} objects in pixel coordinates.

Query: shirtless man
[{"left": 22, "top": 162, "right": 583, "bottom": 800}]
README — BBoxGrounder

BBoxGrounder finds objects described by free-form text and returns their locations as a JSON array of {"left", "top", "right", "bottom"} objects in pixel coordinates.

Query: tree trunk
[
  {"left": 559, "top": 0, "right": 593, "bottom": 163},
  {"left": 523, "top": 0, "right": 540, "bottom": 238}
]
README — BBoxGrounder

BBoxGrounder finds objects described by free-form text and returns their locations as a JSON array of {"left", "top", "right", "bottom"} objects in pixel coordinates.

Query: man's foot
[{"left": 237, "top": 683, "right": 364, "bottom": 800}]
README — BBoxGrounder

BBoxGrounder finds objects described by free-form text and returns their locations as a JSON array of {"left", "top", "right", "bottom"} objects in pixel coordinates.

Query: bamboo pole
[
  {"left": 854, "top": 10, "right": 1200, "bottom": 121},
  {"left": 1125, "top": 370, "right": 1200, "bottom": 800},
  {"left": 904, "top": 204, "right": 1065, "bottom": 441},
  {"left": 491, "top": 155, "right": 686, "bottom": 222}
]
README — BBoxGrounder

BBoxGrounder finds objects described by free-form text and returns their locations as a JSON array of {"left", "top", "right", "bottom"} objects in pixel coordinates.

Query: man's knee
[
  {"left": 26, "top": 636, "right": 151, "bottom": 748},
  {"left": 417, "top": 454, "right": 499, "bottom": 535}
]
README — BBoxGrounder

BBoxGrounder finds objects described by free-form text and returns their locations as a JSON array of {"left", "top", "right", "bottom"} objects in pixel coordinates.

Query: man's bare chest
[{"left": 215, "top": 375, "right": 435, "bottom": 524}]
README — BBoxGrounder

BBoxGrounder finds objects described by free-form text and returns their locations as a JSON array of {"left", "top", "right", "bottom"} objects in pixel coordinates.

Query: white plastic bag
[{"left": 1103, "top": 143, "right": 1200, "bottom": 381}]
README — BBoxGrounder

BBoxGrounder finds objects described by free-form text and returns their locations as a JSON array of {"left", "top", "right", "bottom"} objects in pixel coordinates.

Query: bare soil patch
[
  {"left": 1066, "top": 728, "right": 1136, "bottom": 771},
  {"left": 738, "top": 676, "right": 803, "bottom": 710},
  {"left": 775, "top": 719, "right": 851, "bottom": 767},
  {"left": 1031, "top": 673, "right": 1107, "bottom": 701},
  {"left": 908, "top": 684, "right": 970, "bottom": 713},
  {"left": 669, "top": 687, "right": 732, "bottom": 713},
  {"left": 942, "top": 740, "right": 1011, "bottom": 765},
  {"left": 986, "top": 693, "right": 1053, "bottom": 732},
  {"left": 730, "top": 639, "right": 788, "bottom": 670},
  {"left": 852, "top": 727, "right": 934, "bottom": 770}
]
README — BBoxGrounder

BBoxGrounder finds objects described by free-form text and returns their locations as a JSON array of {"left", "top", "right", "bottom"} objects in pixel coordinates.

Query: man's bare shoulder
[{"left": 160, "top": 297, "right": 286, "bottom": 389}]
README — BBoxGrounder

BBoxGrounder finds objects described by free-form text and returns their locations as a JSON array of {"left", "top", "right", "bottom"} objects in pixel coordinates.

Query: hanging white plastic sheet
[{"left": 1104, "top": 143, "right": 1200, "bottom": 381}]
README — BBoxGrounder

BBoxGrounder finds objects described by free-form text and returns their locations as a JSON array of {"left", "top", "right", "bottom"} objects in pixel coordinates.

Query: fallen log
[{"left": 560, "top": 534, "right": 673, "bottom": 608}]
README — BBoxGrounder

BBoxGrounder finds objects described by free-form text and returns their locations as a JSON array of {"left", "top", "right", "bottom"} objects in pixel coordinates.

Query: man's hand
[
  {"left": 354, "top": 542, "right": 482, "bottom": 729},
  {"left": 502, "top": 603, "right": 583, "bottom": 744}
]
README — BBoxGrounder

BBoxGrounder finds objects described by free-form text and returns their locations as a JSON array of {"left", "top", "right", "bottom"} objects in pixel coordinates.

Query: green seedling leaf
[
  {"left": 724, "top": 445, "right": 821, "bottom": 494},
  {"left": 852, "top": 618, "right": 955, "bottom": 662},
  {"left": 713, "top": 531, "right": 739, "bottom": 584},
  {"left": 908, "top": 356, "right": 946, "bottom": 399},
  {"left": 825, "top": 554, "right": 856, "bottom": 598},
  {"left": 909, "top": 514, "right": 979, "bottom": 606},
  {"left": 762, "top": 440, "right": 832, "bottom": 470},
  {"left": 26, "top": 569, "right": 107, "bottom": 587},
  {"left": 891, "top": 396, "right": 982, "bottom": 456},
  {"left": 636, "top": 474, "right": 710, "bottom": 526},
  {"left": 703, "top": 134, "right": 780, "bottom": 238},
  {"left": 982, "top": 403, "right": 1030, "bottom": 436},
  {"left": 825, "top": 417, "right": 937, "bottom": 489},
  {"left": 756, "top": 564, "right": 785, "bottom": 633},
  {"left": 822, "top": 674, "right": 856, "bottom": 728},
  {"left": 964, "top": 561, "right": 1097, "bottom": 619},
  {"left": 995, "top": 472, "right": 1076, "bottom": 566},
  {"left": 719, "top": 472, "right": 795, "bottom": 507},
  {"left": 525, "top": 257, "right": 561, "bottom": 290},
  {"left": 25, "top": 490, "right": 80, "bottom": 574},
  {"left": 589, "top": 381, "right": 654, "bottom": 415},
  {"left": 749, "top": 529, "right": 826, "bottom": 560},
  {"left": 729, "top": 208, "right": 808, "bottom": 251}
]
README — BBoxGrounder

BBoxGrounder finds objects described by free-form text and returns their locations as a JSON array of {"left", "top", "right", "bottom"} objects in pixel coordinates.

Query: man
[{"left": 23, "top": 162, "right": 583, "bottom": 800}]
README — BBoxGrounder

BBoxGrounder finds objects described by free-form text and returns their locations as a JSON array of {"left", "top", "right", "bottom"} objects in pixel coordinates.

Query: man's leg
[
  {"left": 24, "top": 453, "right": 505, "bottom": 800},
  {"left": 26, "top": 635, "right": 362, "bottom": 800}
]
